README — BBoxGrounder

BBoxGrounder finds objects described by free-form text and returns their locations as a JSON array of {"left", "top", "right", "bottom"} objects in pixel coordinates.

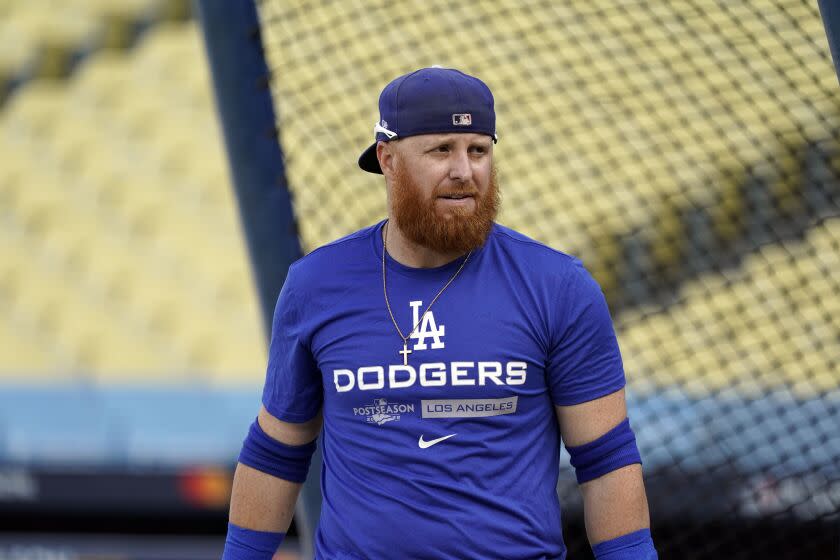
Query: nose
[{"left": 448, "top": 149, "right": 472, "bottom": 183}]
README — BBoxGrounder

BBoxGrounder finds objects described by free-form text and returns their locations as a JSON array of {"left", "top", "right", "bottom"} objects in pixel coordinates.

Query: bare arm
[
  {"left": 555, "top": 389, "right": 651, "bottom": 545},
  {"left": 228, "top": 406, "right": 322, "bottom": 532}
]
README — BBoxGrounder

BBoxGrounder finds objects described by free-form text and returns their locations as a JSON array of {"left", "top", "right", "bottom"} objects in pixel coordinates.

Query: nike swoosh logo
[{"left": 418, "top": 433, "right": 457, "bottom": 449}]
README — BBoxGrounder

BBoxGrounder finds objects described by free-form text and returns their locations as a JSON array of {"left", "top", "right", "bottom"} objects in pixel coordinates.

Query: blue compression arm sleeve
[
  {"left": 222, "top": 523, "right": 285, "bottom": 560},
  {"left": 592, "top": 528, "right": 658, "bottom": 559},
  {"left": 237, "top": 418, "right": 317, "bottom": 483},
  {"left": 565, "top": 417, "right": 642, "bottom": 484}
]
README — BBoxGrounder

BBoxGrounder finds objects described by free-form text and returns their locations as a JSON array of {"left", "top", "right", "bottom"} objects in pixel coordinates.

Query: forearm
[
  {"left": 580, "top": 463, "right": 650, "bottom": 545},
  {"left": 223, "top": 411, "right": 319, "bottom": 559},
  {"left": 228, "top": 462, "right": 303, "bottom": 532}
]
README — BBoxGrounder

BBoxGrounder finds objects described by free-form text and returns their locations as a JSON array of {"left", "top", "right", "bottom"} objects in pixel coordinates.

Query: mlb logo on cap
[{"left": 452, "top": 113, "right": 472, "bottom": 126}]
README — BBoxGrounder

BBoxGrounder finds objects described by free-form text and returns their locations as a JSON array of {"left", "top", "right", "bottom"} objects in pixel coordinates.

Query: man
[{"left": 224, "top": 67, "right": 657, "bottom": 559}]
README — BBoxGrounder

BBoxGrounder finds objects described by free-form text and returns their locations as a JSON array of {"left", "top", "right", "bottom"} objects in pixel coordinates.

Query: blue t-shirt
[{"left": 262, "top": 220, "right": 626, "bottom": 560}]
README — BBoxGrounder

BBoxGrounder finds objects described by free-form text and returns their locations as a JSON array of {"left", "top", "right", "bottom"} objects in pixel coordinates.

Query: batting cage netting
[{"left": 254, "top": 1, "right": 840, "bottom": 558}]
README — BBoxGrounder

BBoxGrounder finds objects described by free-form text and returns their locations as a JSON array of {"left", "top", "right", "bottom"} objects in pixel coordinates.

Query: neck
[{"left": 383, "top": 218, "right": 466, "bottom": 268}]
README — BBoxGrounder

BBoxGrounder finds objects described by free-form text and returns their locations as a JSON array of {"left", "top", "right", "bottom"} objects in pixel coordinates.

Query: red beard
[{"left": 390, "top": 163, "right": 500, "bottom": 254}]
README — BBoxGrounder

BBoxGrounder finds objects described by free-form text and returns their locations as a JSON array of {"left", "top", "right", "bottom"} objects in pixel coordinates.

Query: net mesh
[{"left": 256, "top": 1, "right": 840, "bottom": 557}]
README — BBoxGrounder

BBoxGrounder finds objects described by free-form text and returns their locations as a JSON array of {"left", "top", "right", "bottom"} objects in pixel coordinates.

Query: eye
[
  {"left": 433, "top": 145, "right": 450, "bottom": 153},
  {"left": 470, "top": 145, "right": 489, "bottom": 154}
]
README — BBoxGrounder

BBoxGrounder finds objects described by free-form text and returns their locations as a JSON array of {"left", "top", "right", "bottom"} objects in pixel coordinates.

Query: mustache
[{"left": 434, "top": 184, "right": 480, "bottom": 197}]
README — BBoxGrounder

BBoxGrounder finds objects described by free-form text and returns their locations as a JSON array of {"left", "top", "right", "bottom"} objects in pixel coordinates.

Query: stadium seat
[
  {"left": 67, "top": 51, "right": 129, "bottom": 110},
  {"left": 0, "top": 321, "right": 50, "bottom": 373}
]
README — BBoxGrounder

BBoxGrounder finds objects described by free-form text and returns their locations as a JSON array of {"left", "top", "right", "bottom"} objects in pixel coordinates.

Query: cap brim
[{"left": 358, "top": 142, "right": 383, "bottom": 174}]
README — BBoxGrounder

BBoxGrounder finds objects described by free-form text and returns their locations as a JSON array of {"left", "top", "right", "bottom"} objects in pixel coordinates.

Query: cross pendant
[{"left": 399, "top": 342, "right": 412, "bottom": 366}]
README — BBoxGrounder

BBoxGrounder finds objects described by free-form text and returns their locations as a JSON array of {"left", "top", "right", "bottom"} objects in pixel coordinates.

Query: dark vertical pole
[
  {"left": 196, "top": 2, "right": 320, "bottom": 558},
  {"left": 818, "top": 0, "right": 840, "bottom": 86},
  {"left": 195, "top": 0, "right": 302, "bottom": 336}
]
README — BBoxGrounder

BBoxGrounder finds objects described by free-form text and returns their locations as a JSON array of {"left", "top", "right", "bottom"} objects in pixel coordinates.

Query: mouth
[
  {"left": 435, "top": 193, "right": 477, "bottom": 211},
  {"left": 437, "top": 193, "right": 477, "bottom": 200}
]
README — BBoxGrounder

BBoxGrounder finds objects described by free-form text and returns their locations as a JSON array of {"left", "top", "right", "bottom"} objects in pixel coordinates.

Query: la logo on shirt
[{"left": 409, "top": 300, "right": 445, "bottom": 351}]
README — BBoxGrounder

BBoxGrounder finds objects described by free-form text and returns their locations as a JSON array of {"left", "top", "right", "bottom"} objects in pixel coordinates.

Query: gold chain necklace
[{"left": 382, "top": 221, "right": 472, "bottom": 366}]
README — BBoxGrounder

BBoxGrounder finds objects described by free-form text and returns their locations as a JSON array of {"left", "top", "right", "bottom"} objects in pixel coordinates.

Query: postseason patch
[
  {"left": 353, "top": 397, "right": 414, "bottom": 426},
  {"left": 421, "top": 396, "right": 518, "bottom": 418}
]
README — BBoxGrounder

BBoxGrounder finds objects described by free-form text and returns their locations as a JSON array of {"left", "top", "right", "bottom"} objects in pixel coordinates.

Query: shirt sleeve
[
  {"left": 261, "top": 264, "right": 323, "bottom": 422},
  {"left": 546, "top": 259, "right": 626, "bottom": 406}
]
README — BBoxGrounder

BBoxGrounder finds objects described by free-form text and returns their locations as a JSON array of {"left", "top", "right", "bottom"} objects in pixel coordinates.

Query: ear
[{"left": 377, "top": 141, "right": 397, "bottom": 177}]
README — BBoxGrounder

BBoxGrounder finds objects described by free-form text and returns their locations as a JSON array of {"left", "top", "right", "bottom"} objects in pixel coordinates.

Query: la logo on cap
[{"left": 452, "top": 113, "right": 472, "bottom": 126}]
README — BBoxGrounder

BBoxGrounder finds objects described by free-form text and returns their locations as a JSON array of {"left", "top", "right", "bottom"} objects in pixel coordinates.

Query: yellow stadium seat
[
  {"left": 0, "top": 320, "right": 52, "bottom": 375},
  {"left": 67, "top": 51, "right": 129, "bottom": 109},
  {"left": 0, "top": 20, "right": 34, "bottom": 80},
  {"left": 2, "top": 81, "right": 66, "bottom": 134}
]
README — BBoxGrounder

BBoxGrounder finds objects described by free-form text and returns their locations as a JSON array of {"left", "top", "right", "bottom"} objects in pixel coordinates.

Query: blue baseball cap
[{"left": 358, "top": 67, "right": 497, "bottom": 174}]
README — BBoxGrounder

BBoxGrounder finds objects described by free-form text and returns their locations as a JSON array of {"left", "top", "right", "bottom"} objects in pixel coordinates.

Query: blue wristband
[
  {"left": 222, "top": 522, "right": 285, "bottom": 560},
  {"left": 592, "top": 528, "right": 658, "bottom": 560}
]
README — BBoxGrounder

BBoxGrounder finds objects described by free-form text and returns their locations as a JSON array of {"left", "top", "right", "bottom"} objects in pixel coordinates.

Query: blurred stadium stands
[
  {"left": 0, "top": 0, "right": 191, "bottom": 86},
  {"left": 0, "top": 4, "right": 271, "bottom": 557},
  {"left": 0, "top": 21, "right": 265, "bottom": 381},
  {"left": 0, "top": 0, "right": 838, "bottom": 559}
]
